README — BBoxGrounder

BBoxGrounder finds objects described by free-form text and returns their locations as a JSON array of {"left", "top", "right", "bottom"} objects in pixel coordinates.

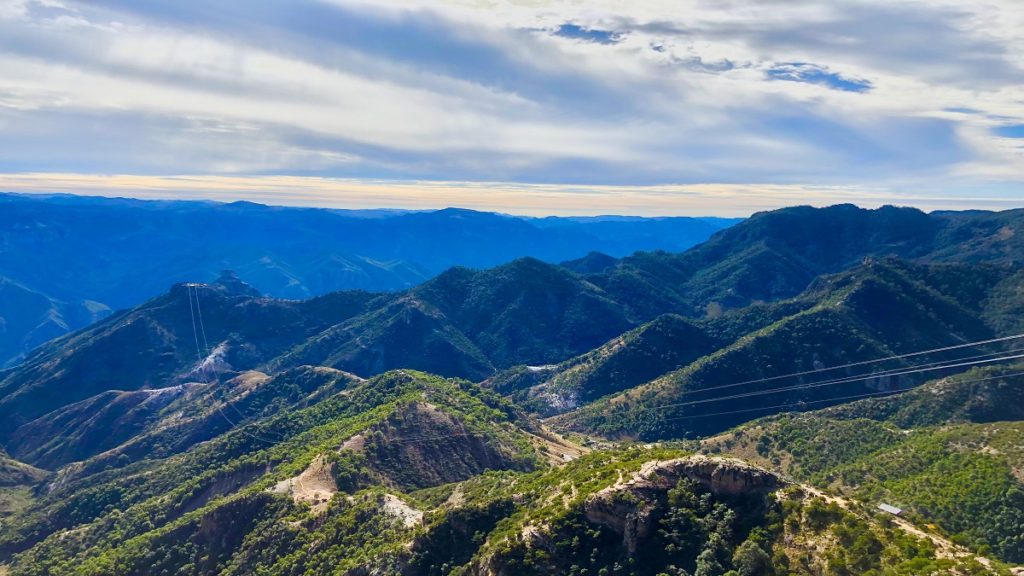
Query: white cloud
[{"left": 0, "top": 0, "right": 1021, "bottom": 211}]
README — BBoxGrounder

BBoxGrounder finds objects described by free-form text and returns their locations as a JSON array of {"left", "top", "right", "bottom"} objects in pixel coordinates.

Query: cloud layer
[{"left": 1, "top": 0, "right": 1022, "bottom": 213}]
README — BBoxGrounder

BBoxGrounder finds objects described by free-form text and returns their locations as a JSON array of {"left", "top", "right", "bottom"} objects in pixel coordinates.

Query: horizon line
[{"left": 0, "top": 173, "right": 1021, "bottom": 218}]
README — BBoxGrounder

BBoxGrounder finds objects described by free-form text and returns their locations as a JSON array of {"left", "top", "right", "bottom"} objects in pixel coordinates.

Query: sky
[{"left": 0, "top": 0, "right": 1022, "bottom": 216}]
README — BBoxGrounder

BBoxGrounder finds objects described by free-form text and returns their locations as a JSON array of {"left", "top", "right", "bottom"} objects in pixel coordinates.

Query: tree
[
  {"left": 695, "top": 534, "right": 728, "bottom": 576},
  {"left": 732, "top": 540, "right": 771, "bottom": 576}
]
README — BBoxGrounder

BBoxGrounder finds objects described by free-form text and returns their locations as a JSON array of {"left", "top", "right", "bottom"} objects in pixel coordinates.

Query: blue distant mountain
[{"left": 0, "top": 193, "right": 738, "bottom": 366}]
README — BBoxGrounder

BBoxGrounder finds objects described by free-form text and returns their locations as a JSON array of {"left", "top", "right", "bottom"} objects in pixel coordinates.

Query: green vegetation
[
  {"left": 821, "top": 365, "right": 1024, "bottom": 426},
  {"left": 423, "top": 448, "right": 1004, "bottom": 575},
  {"left": 589, "top": 204, "right": 1024, "bottom": 317},
  {"left": 0, "top": 281, "right": 380, "bottom": 442},
  {"left": 0, "top": 370, "right": 543, "bottom": 573},
  {"left": 2, "top": 204, "right": 1024, "bottom": 574},
  {"left": 0, "top": 453, "right": 46, "bottom": 489},
  {"left": 5, "top": 404, "right": 1004, "bottom": 575},
  {"left": 705, "top": 372, "right": 1024, "bottom": 564},
  {"left": 484, "top": 475, "right": 776, "bottom": 575},
  {"left": 489, "top": 313, "right": 716, "bottom": 415},
  {"left": 0, "top": 453, "right": 45, "bottom": 524},
  {"left": 554, "top": 258, "right": 1015, "bottom": 440}
]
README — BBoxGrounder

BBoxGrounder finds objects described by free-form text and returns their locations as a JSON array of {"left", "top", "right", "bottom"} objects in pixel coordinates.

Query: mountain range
[
  {"left": 1, "top": 202, "right": 1023, "bottom": 575},
  {"left": 0, "top": 193, "right": 738, "bottom": 367}
]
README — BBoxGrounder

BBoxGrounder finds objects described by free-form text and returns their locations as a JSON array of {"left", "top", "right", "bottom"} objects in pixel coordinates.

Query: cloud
[{"left": 0, "top": 0, "right": 1021, "bottom": 212}]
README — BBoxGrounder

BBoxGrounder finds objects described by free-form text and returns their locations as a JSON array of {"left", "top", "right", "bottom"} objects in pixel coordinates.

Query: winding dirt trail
[{"left": 799, "top": 484, "right": 995, "bottom": 569}]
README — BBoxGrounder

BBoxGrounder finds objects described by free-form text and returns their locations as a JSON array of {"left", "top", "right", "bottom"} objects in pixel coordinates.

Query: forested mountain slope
[
  {"left": 584, "top": 204, "right": 1024, "bottom": 318},
  {"left": 0, "top": 273, "right": 383, "bottom": 440},
  {"left": 551, "top": 258, "right": 1023, "bottom": 439},
  {"left": 273, "top": 257, "right": 635, "bottom": 377},
  {"left": 703, "top": 365, "right": 1024, "bottom": 563},
  {"left": 0, "top": 258, "right": 637, "bottom": 448},
  {"left": 3, "top": 209, "right": 1022, "bottom": 465},
  {"left": 0, "top": 194, "right": 736, "bottom": 366},
  {"left": 485, "top": 313, "right": 719, "bottom": 415},
  {"left": 0, "top": 371, "right": 552, "bottom": 571},
  {"left": 2, "top": 429, "right": 1007, "bottom": 575}
]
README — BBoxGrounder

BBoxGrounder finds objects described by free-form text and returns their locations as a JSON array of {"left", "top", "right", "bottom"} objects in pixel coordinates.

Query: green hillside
[
  {"left": 0, "top": 280, "right": 380, "bottom": 440},
  {"left": 2, "top": 440, "right": 1006, "bottom": 576},
  {"left": 820, "top": 364, "right": 1024, "bottom": 426},
  {"left": 0, "top": 371, "right": 550, "bottom": 572},
  {"left": 448, "top": 450, "right": 1003, "bottom": 576},
  {"left": 586, "top": 205, "right": 1024, "bottom": 317},
  {"left": 554, "top": 259, "right": 1008, "bottom": 439},
  {"left": 270, "top": 297, "right": 497, "bottom": 381},
  {"left": 411, "top": 258, "right": 634, "bottom": 366},
  {"left": 486, "top": 313, "right": 717, "bottom": 415},
  {"left": 703, "top": 366, "right": 1024, "bottom": 563}
]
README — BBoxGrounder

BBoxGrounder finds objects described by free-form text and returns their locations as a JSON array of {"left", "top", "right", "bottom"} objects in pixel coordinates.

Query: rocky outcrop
[
  {"left": 381, "top": 493, "right": 423, "bottom": 528},
  {"left": 583, "top": 455, "right": 784, "bottom": 553},
  {"left": 649, "top": 454, "right": 785, "bottom": 495}
]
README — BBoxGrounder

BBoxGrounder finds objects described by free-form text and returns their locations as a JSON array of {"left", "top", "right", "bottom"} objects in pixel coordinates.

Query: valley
[{"left": 0, "top": 204, "right": 1022, "bottom": 575}]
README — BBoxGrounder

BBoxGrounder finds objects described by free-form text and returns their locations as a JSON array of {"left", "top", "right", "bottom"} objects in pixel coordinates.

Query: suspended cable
[
  {"left": 659, "top": 370, "right": 1024, "bottom": 422},
  {"left": 673, "top": 332, "right": 1024, "bottom": 399},
  {"left": 218, "top": 387, "right": 290, "bottom": 443},
  {"left": 185, "top": 284, "right": 202, "bottom": 361},
  {"left": 369, "top": 370, "right": 1024, "bottom": 448},
  {"left": 662, "top": 389, "right": 907, "bottom": 422},
  {"left": 650, "top": 352, "right": 1024, "bottom": 411},
  {"left": 670, "top": 346, "right": 1024, "bottom": 406},
  {"left": 186, "top": 282, "right": 286, "bottom": 446},
  {"left": 192, "top": 284, "right": 210, "bottom": 354},
  {"left": 355, "top": 426, "right": 494, "bottom": 447}
]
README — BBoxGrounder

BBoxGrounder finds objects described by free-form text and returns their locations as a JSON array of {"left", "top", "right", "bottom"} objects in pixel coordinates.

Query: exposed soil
[{"left": 270, "top": 455, "right": 338, "bottom": 515}]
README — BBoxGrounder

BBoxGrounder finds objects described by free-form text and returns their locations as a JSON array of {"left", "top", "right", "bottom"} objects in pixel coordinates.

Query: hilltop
[{"left": 584, "top": 204, "right": 1023, "bottom": 319}]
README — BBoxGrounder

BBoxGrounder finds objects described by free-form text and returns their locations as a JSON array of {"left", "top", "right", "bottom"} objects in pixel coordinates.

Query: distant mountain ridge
[
  {"left": 0, "top": 193, "right": 737, "bottom": 366},
  {"left": 584, "top": 203, "right": 1024, "bottom": 319}
]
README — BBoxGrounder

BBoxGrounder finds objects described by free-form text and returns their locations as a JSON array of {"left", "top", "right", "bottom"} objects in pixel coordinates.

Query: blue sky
[{"left": 0, "top": 0, "right": 1022, "bottom": 215}]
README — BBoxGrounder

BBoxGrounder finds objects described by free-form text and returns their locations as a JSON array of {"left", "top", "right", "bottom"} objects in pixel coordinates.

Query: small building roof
[{"left": 878, "top": 503, "right": 903, "bottom": 515}]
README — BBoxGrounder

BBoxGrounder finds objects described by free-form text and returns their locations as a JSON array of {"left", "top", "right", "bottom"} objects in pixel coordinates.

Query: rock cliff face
[{"left": 583, "top": 455, "right": 784, "bottom": 553}]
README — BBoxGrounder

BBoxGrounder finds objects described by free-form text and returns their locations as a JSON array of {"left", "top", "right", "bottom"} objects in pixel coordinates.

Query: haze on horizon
[{"left": 1, "top": 0, "right": 1023, "bottom": 216}]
